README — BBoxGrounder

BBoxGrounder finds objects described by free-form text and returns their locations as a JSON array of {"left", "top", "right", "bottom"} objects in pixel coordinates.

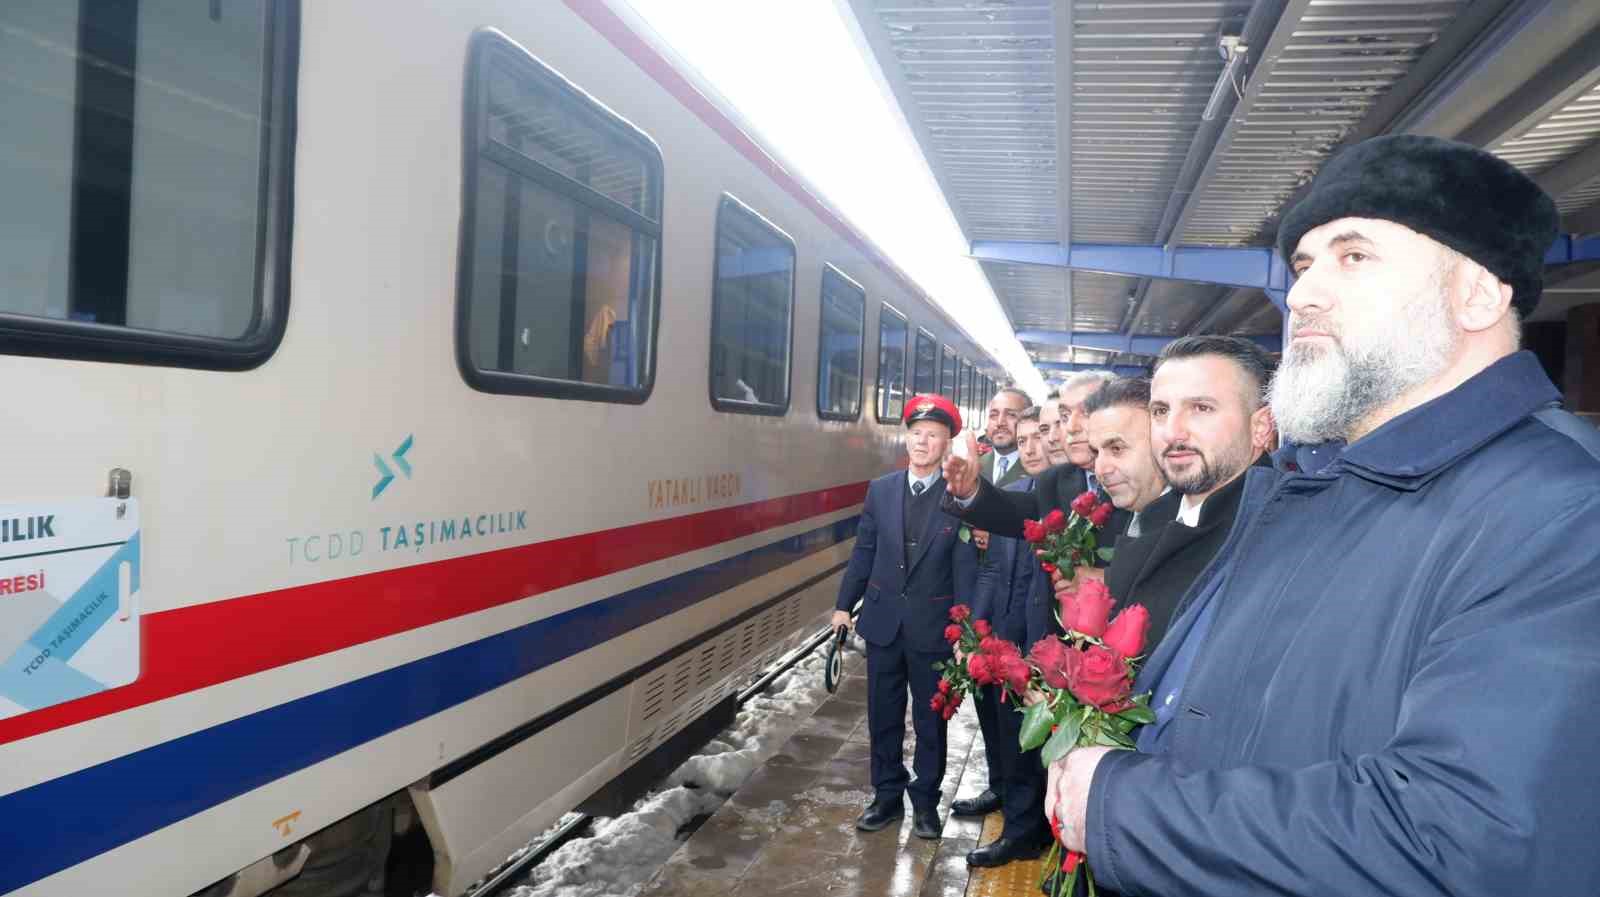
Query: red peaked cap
[{"left": 903, "top": 393, "right": 962, "bottom": 434}]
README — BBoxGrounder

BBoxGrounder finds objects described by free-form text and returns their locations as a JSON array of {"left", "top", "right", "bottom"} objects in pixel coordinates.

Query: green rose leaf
[
  {"left": 1119, "top": 704, "right": 1156, "bottom": 725},
  {"left": 1041, "top": 709, "right": 1083, "bottom": 766},
  {"left": 1019, "top": 701, "right": 1054, "bottom": 751},
  {"left": 1097, "top": 546, "right": 1116, "bottom": 562},
  {"left": 959, "top": 526, "right": 972, "bottom": 543}
]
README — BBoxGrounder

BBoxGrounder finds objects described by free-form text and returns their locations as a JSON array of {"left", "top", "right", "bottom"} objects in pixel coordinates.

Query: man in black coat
[
  {"left": 1087, "top": 338, "right": 1276, "bottom": 650},
  {"left": 832, "top": 394, "right": 978, "bottom": 840}
]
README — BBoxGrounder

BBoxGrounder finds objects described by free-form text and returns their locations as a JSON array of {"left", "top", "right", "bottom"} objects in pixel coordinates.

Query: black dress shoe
[
  {"left": 911, "top": 806, "right": 942, "bottom": 840},
  {"left": 950, "top": 789, "right": 1002, "bottom": 817},
  {"left": 855, "top": 799, "right": 903, "bottom": 832},
  {"left": 967, "top": 834, "right": 1050, "bottom": 867}
]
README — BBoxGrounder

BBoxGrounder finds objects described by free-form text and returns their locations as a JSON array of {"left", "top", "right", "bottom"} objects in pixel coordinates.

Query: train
[{"left": 0, "top": 2, "right": 1013, "bottom": 895}]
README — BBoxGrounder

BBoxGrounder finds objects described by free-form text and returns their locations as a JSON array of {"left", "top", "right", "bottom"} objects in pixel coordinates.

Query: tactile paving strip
[{"left": 966, "top": 812, "right": 1054, "bottom": 897}]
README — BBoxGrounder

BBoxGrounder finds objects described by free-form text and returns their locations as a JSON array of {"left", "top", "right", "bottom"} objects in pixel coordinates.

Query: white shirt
[
  {"left": 907, "top": 469, "right": 941, "bottom": 495},
  {"left": 991, "top": 450, "right": 1020, "bottom": 481},
  {"left": 1176, "top": 494, "right": 1206, "bottom": 528}
]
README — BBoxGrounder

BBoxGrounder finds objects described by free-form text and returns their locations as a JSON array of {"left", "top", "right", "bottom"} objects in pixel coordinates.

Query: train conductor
[{"left": 833, "top": 394, "right": 979, "bottom": 840}]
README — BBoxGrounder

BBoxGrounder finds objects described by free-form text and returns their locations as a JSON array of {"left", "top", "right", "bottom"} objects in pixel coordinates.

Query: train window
[
  {"left": 874, "top": 303, "right": 908, "bottom": 423},
  {"left": 459, "top": 32, "right": 663, "bottom": 402},
  {"left": 0, "top": 1, "right": 294, "bottom": 369},
  {"left": 709, "top": 196, "right": 795, "bottom": 414},
  {"left": 816, "top": 266, "right": 864, "bottom": 421},
  {"left": 913, "top": 329, "right": 937, "bottom": 395},
  {"left": 940, "top": 346, "right": 958, "bottom": 404},
  {"left": 960, "top": 359, "right": 975, "bottom": 426}
]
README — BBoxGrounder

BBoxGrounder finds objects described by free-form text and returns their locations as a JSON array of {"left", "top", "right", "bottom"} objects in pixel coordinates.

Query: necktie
[
  {"left": 912, "top": 480, "right": 926, "bottom": 496},
  {"left": 996, "top": 456, "right": 1009, "bottom": 480}
]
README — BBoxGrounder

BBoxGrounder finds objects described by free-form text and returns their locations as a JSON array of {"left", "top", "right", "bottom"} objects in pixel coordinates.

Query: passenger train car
[{"left": 0, "top": 2, "right": 1009, "bottom": 895}]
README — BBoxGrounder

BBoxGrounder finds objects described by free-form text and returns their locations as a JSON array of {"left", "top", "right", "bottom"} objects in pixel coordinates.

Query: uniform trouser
[
  {"left": 981, "top": 684, "right": 1048, "bottom": 840},
  {"left": 865, "top": 637, "right": 949, "bottom": 811}
]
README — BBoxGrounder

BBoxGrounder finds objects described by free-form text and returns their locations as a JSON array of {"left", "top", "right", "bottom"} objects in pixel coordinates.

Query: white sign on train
[{"left": 0, "top": 499, "right": 141, "bottom": 720}]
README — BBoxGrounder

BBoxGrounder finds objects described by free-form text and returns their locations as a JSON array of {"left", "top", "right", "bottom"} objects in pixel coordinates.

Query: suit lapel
[
  {"left": 884, "top": 475, "right": 908, "bottom": 588},
  {"left": 906, "top": 479, "right": 947, "bottom": 576}
]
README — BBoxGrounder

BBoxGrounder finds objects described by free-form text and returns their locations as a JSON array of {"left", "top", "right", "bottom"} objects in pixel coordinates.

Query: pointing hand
[{"left": 943, "top": 430, "right": 981, "bottom": 500}]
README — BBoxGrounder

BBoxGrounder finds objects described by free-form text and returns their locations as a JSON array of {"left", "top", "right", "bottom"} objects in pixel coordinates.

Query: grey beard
[{"left": 1270, "top": 303, "right": 1457, "bottom": 445}]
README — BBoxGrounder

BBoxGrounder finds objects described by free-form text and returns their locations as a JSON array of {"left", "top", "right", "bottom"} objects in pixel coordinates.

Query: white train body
[{"left": 0, "top": 2, "right": 1002, "bottom": 894}]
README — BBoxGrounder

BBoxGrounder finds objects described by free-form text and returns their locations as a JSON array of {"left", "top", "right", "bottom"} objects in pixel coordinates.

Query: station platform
[{"left": 638, "top": 651, "right": 1050, "bottom": 897}]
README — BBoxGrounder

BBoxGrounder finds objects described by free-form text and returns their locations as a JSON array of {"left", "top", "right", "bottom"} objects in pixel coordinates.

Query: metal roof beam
[
  {"left": 1545, "top": 234, "right": 1600, "bottom": 266},
  {"left": 1386, "top": 1, "right": 1600, "bottom": 142},
  {"left": 972, "top": 241, "right": 1293, "bottom": 299},
  {"left": 1037, "top": 362, "right": 1152, "bottom": 377},
  {"left": 1459, "top": 26, "right": 1600, "bottom": 150},
  {"left": 1537, "top": 140, "right": 1600, "bottom": 204},
  {"left": 1154, "top": 0, "right": 1305, "bottom": 248},
  {"left": 1018, "top": 330, "right": 1281, "bottom": 356},
  {"left": 1566, "top": 205, "right": 1600, "bottom": 238}
]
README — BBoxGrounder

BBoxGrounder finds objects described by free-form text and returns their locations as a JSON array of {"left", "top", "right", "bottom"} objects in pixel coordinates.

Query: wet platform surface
[{"left": 638, "top": 652, "right": 1050, "bottom": 897}]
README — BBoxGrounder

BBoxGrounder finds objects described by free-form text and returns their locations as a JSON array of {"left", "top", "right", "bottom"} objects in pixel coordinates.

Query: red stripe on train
[{"left": 0, "top": 483, "right": 866, "bottom": 747}]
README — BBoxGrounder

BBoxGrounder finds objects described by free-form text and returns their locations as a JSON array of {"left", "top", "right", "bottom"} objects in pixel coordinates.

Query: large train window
[
  {"left": 874, "top": 303, "right": 908, "bottom": 423},
  {"left": 0, "top": 1, "right": 295, "bottom": 369},
  {"left": 459, "top": 31, "right": 662, "bottom": 402},
  {"left": 710, "top": 196, "right": 795, "bottom": 414},
  {"left": 913, "top": 328, "right": 937, "bottom": 395},
  {"left": 940, "top": 346, "right": 958, "bottom": 404},
  {"left": 816, "top": 265, "right": 864, "bottom": 421}
]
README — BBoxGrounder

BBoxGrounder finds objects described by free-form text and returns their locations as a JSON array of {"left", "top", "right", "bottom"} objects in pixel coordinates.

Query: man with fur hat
[
  {"left": 1044, "top": 135, "right": 1600, "bottom": 896},
  {"left": 833, "top": 394, "right": 979, "bottom": 840}
]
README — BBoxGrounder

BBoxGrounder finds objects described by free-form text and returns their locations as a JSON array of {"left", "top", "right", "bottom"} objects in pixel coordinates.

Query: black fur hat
[{"left": 1277, "top": 135, "right": 1558, "bottom": 316}]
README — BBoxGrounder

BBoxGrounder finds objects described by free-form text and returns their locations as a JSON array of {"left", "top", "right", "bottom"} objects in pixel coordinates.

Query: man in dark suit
[
  {"left": 1091, "top": 337, "right": 1274, "bottom": 648},
  {"left": 957, "top": 386, "right": 1032, "bottom": 820},
  {"left": 978, "top": 387, "right": 1031, "bottom": 489},
  {"left": 944, "top": 372, "right": 1128, "bottom": 562},
  {"left": 961, "top": 407, "right": 1058, "bottom": 866},
  {"left": 833, "top": 394, "right": 978, "bottom": 840}
]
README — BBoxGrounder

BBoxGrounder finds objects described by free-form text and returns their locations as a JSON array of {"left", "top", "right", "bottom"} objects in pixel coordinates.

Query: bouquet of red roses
[
  {"left": 1019, "top": 577, "right": 1154, "bottom": 897},
  {"left": 1023, "top": 491, "right": 1116, "bottom": 584},
  {"left": 932, "top": 604, "right": 1033, "bottom": 719}
]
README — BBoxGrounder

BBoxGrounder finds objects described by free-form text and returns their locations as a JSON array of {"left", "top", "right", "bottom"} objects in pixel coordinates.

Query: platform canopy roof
[{"left": 842, "top": 0, "right": 1600, "bottom": 382}]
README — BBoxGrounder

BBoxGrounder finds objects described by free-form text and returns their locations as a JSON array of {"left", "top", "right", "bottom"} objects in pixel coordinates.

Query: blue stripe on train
[{"left": 0, "top": 515, "right": 859, "bottom": 894}]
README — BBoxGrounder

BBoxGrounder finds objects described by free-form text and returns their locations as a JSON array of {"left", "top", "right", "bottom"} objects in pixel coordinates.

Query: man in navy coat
[
  {"left": 833, "top": 394, "right": 978, "bottom": 839},
  {"left": 1046, "top": 136, "right": 1600, "bottom": 896},
  {"left": 963, "top": 407, "right": 1059, "bottom": 866}
]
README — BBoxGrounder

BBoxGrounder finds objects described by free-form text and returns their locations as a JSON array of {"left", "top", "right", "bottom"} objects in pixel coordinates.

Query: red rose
[
  {"left": 942, "top": 703, "right": 958, "bottom": 721},
  {"left": 1041, "top": 561, "right": 1058, "bottom": 575},
  {"left": 967, "top": 653, "right": 994, "bottom": 684},
  {"left": 949, "top": 604, "right": 972, "bottom": 623},
  {"left": 995, "top": 653, "right": 1032, "bottom": 693},
  {"left": 1103, "top": 604, "right": 1150, "bottom": 658},
  {"left": 1066, "top": 644, "right": 1132, "bottom": 711},
  {"left": 1067, "top": 578, "right": 1115, "bottom": 638},
  {"left": 980, "top": 635, "right": 1020, "bottom": 657},
  {"left": 1027, "top": 636, "right": 1073, "bottom": 690},
  {"left": 1022, "top": 519, "right": 1047, "bottom": 544},
  {"left": 943, "top": 624, "right": 963, "bottom": 644},
  {"left": 1043, "top": 509, "right": 1068, "bottom": 534},
  {"left": 1057, "top": 587, "right": 1080, "bottom": 634},
  {"left": 937, "top": 678, "right": 952, "bottom": 695},
  {"left": 930, "top": 693, "right": 946, "bottom": 713},
  {"left": 1070, "top": 491, "right": 1099, "bottom": 517},
  {"left": 973, "top": 619, "right": 993, "bottom": 638},
  {"left": 1089, "top": 502, "right": 1113, "bottom": 528}
]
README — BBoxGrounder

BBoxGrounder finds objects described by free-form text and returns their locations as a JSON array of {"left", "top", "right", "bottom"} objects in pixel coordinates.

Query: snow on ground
[{"left": 501, "top": 639, "right": 845, "bottom": 897}]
